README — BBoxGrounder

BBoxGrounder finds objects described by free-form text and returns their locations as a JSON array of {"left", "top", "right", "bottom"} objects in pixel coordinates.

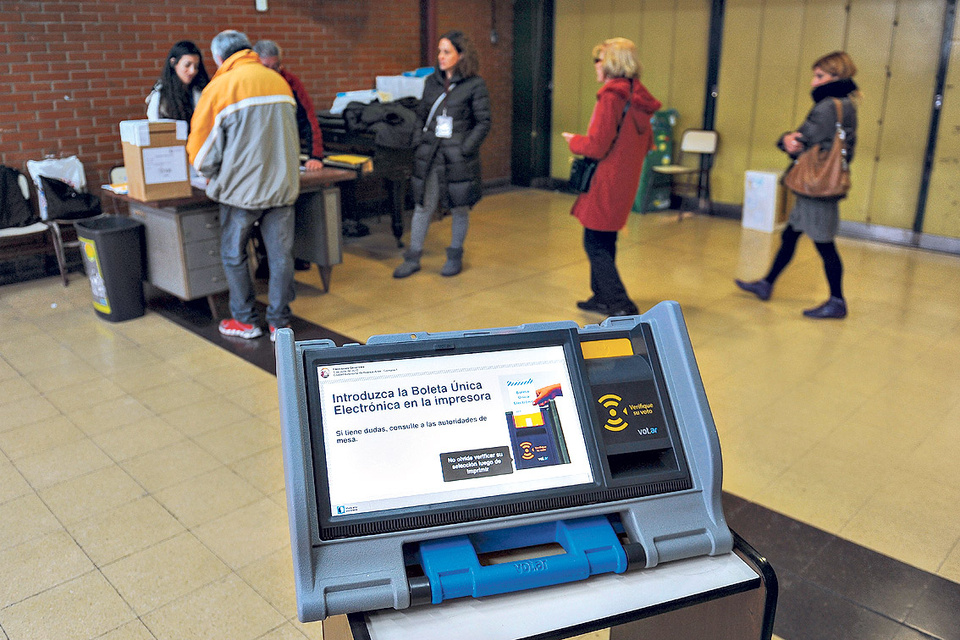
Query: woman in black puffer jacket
[{"left": 393, "top": 30, "right": 492, "bottom": 278}]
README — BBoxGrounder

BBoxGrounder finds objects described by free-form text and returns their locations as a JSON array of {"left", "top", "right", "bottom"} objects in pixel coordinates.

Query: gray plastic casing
[{"left": 275, "top": 301, "right": 732, "bottom": 622}]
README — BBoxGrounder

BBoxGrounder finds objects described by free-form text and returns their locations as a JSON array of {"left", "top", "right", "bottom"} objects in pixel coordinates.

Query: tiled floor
[
  {"left": 1, "top": 187, "right": 959, "bottom": 639},
  {"left": 0, "top": 285, "right": 311, "bottom": 639}
]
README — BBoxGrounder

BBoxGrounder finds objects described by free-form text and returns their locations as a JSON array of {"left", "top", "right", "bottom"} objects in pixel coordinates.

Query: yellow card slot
[{"left": 580, "top": 338, "right": 634, "bottom": 359}]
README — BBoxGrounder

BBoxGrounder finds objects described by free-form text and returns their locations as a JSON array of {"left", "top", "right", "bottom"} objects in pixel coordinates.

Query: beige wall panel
[
  {"left": 552, "top": 0, "right": 624, "bottom": 179},
  {"left": 550, "top": 0, "right": 951, "bottom": 235},
  {"left": 550, "top": 1, "right": 711, "bottom": 180},
  {"left": 637, "top": 1, "right": 677, "bottom": 106},
  {"left": 924, "top": 98, "right": 960, "bottom": 238},
  {"left": 551, "top": 0, "right": 588, "bottom": 179},
  {"left": 669, "top": 0, "right": 710, "bottom": 135},
  {"left": 612, "top": 0, "right": 643, "bottom": 56},
  {"left": 713, "top": 0, "right": 765, "bottom": 203},
  {"left": 918, "top": 5, "right": 960, "bottom": 239},
  {"left": 749, "top": 2, "right": 806, "bottom": 175},
  {"left": 841, "top": 0, "right": 897, "bottom": 223},
  {"left": 865, "top": 0, "right": 942, "bottom": 229},
  {"left": 793, "top": 0, "right": 848, "bottom": 127},
  {"left": 579, "top": 3, "right": 618, "bottom": 127}
]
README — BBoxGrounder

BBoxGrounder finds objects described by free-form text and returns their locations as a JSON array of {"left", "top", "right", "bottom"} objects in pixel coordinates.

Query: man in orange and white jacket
[{"left": 187, "top": 29, "right": 300, "bottom": 341}]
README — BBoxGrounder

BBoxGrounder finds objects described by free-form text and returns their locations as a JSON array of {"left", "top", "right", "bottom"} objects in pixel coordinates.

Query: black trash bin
[{"left": 75, "top": 215, "right": 146, "bottom": 322}]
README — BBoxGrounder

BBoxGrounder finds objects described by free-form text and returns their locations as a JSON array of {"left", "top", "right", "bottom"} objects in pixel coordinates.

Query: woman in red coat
[{"left": 563, "top": 38, "right": 661, "bottom": 317}]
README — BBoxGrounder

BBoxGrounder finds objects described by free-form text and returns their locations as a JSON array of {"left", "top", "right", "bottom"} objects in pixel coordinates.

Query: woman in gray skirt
[{"left": 736, "top": 51, "right": 859, "bottom": 319}]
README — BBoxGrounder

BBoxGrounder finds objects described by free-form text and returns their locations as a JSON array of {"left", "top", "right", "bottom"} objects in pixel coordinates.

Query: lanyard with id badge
[
  {"left": 424, "top": 83, "right": 456, "bottom": 139},
  {"left": 435, "top": 110, "right": 453, "bottom": 138}
]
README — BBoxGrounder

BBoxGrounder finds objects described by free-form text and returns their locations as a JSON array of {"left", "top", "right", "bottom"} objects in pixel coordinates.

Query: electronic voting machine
[{"left": 275, "top": 302, "right": 732, "bottom": 622}]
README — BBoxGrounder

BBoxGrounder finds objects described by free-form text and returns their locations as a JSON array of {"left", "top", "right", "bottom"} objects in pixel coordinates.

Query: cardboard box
[
  {"left": 742, "top": 170, "right": 788, "bottom": 232},
  {"left": 120, "top": 120, "right": 192, "bottom": 201},
  {"left": 375, "top": 74, "right": 426, "bottom": 100}
]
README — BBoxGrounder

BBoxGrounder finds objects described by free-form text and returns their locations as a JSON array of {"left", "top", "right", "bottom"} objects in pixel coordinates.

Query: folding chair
[
  {"left": 26, "top": 156, "right": 102, "bottom": 286},
  {"left": 105, "top": 166, "right": 129, "bottom": 214},
  {"left": 652, "top": 129, "right": 719, "bottom": 218},
  {"left": 109, "top": 166, "right": 127, "bottom": 185}
]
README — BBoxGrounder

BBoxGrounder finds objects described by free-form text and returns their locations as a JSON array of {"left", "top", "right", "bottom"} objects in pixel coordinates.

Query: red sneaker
[{"left": 219, "top": 318, "right": 263, "bottom": 339}]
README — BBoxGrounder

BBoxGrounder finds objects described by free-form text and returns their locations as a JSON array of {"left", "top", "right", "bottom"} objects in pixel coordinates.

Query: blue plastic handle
[{"left": 418, "top": 516, "right": 627, "bottom": 604}]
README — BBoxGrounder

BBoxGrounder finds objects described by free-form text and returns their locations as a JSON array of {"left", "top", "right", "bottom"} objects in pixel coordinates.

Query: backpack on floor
[{"left": 0, "top": 165, "right": 37, "bottom": 228}]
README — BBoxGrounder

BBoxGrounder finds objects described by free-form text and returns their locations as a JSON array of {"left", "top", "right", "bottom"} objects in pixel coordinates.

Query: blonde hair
[
  {"left": 812, "top": 50, "right": 861, "bottom": 104},
  {"left": 812, "top": 51, "right": 856, "bottom": 80},
  {"left": 592, "top": 37, "right": 641, "bottom": 80}
]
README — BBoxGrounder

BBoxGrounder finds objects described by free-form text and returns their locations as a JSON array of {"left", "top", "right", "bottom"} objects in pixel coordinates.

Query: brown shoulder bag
[{"left": 783, "top": 97, "right": 850, "bottom": 199}]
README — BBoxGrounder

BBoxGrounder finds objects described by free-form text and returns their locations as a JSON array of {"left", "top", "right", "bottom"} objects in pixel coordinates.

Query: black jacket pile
[
  {"left": 0, "top": 166, "right": 36, "bottom": 229},
  {"left": 342, "top": 99, "right": 419, "bottom": 150}
]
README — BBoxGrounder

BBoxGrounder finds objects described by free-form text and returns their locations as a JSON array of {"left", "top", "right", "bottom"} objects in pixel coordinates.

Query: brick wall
[
  {"left": 0, "top": 0, "right": 512, "bottom": 190},
  {"left": 435, "top": 0, "right": 513, "bottom": 185}
]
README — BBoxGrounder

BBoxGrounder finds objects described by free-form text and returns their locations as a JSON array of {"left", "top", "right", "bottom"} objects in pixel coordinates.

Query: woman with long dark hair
[
  {"left": 736, "top": 51, "right": 859, "bottom": 319},
  {"left": 146, "top": 41, "right": 210, "bottom": 126},
  {"left": 393, "top": 30, "right": 491, "bottom": 278}
]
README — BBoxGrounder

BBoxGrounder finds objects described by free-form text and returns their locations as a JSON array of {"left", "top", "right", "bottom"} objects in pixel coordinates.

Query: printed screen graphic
[{"left": 315, "top": 345, "right": 594, "bottom": 518}]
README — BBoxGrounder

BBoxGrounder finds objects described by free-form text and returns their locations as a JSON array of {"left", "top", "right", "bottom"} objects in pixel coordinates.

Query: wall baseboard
[
  {"left": 839, "top": 221, "right": 960, "bottom": 256},
  {"left": 521, "top": 188, "right": 960, "bottom": 256},
  {"left": 671, "top": 197, "right": 960, "bottom": 256}
]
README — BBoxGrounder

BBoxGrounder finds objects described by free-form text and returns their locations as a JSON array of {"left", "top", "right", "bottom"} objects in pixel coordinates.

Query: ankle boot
[
  {"left": 440, "top": 247, "right": 463, "bottom": 277},
  {"left": 735, "top": 278, "right": 773, "bottom": 301},
  {"left": 803, "top": 296, "right": 847, "bottom": 319},
  {"left": 393, "top": 250, "right": 422, "bottom": 278}
]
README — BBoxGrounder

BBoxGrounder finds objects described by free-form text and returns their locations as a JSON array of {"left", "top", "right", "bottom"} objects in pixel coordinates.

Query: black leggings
[
  {"left": 765, "top": 225, "right": 844, "bottom": 299},
  {"left": 583, "top": 228, "right": 631, "bottom": 307}
]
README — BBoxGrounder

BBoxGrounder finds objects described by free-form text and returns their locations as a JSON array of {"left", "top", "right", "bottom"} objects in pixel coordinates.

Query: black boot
[
  {"left": 735, "top": 278, "right": 772, "bottom": 301},
  {"left": 607, "top": 301, "right": 640, "bottom": 317},
  {"left": 803, "top": 297, "right": 847, "bottom": 319},
  {"left": 577, "top": 296, "right": 609, "bottom": 313},
  {"left": 393, "top": 250, "right": 422, "bottom": 278},
  {"left": 441, "top": 247, "right": 463, "bottom": 277}
]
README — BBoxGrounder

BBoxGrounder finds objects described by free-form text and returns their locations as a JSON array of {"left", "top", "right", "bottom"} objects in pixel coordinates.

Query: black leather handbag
[
  {"left": 569, "top": 157, "right": 599, "bottom": 193},
  {"left": 568, "top": 93, "right": 632, "bottom": 194}
]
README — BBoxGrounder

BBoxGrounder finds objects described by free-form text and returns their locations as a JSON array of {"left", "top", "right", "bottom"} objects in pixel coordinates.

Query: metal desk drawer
[
  {"left": 184, "top": 237, "right": 221, "bottom": 271},
  {"left": 185, "top": 262, "right": 228, "bottom": 299},
  {"left": 181, "top": 210, "right": 220, "bottom": 243}
]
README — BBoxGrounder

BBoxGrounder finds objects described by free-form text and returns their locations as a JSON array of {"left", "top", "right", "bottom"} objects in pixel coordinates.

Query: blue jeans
[{"left": 219, "top": 203, "right": 295, "bottom": 328}]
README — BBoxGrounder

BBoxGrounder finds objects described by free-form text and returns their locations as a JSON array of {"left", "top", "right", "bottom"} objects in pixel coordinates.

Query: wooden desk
[{"left": 101, "top": 167, "right": 356, "bottom": 311}]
